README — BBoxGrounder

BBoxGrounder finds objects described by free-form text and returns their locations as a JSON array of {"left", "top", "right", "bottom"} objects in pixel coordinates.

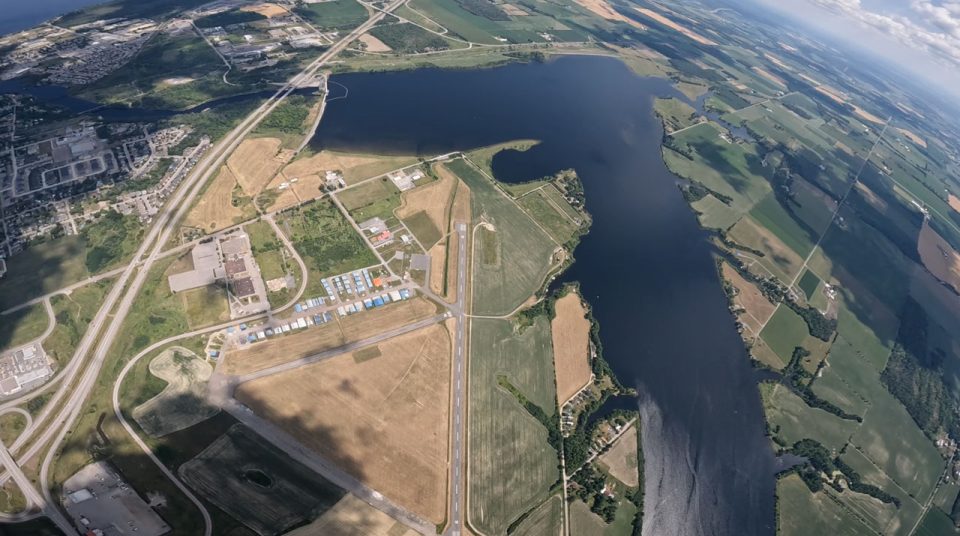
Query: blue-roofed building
[{"left": 373, "top": 297, "right": 384, "bottom": 307}]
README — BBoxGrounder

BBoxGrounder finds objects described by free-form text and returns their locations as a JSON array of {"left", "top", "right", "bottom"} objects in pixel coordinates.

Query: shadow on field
[{"left": 56, "top": 388, "right": 389, "bottom": 536}]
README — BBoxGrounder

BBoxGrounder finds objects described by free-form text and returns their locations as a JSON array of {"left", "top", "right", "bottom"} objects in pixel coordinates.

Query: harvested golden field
[
  {"left": 575, "top": 0, "right": 645, "bottom": 29},
  {"left": 428, "top": 241, "right": 447, "bottom": 296},
  {"left": 950, "top": 194, "right": 960, "bottom": 213},
  {"left": 598, "top": 424, "right": 638, "bottom": 487},
  {"left": 551, "top": 291, "right": 592, "bottom": 405},
  {"left": 897, "top": 127, "right": 927, "bottom": 148},
  {"left": 763, "top": 53, "right": 790, "bottom": 70},
  {"left": 184, "top": 166, "right": 253, "bottom": 232},
  {"left": 264, "top": 171, "right": 324, "bottom": 213},
  {"left": 358, "top": 34, "right": 392, "bottom": 52},
  {"left": 397, "top": 170, "right": 456, "bottom": 244},
  {"left": 286, "top": 494, "right": 415, "bottom": 536},
  {"left": 721, "top": 262, "right": 776, "bottom": 337},
  {"left": 853, "top": 106, "right": 884, "bottom": 125},
  {"left": 222, "top": 321, "right": 346, "bottom": 376},
  {"left": 228, "top": 137, "right": 285, "bottom": 197},
  {"left": 284, "top": 151, "right": 418, "bottom": 185},
  {"left": 752, "top": 67, "right": 786, "bottom": 88},
  {"left": 236, "top": 322, "right": 453, "bottom": 523},
  {"left": 917, "top": 220, "right": 960, "bottom": 294},
  {"left": 635, "top": 7, "right": 717, "bottom": 45},
  {"left": 339, "top": 296, "right": 439, "bottom": 341},
  {"left": 242, "top": 2, "right": 288, "bottom": 17}
]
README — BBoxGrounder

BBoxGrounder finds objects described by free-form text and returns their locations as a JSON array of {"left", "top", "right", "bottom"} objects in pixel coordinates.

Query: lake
[
  {"left": 0, "top": 0, "right": 106, "bottom": 36},
  {"left": 311, "top": 55, "right": 780, "bottom": 535}
]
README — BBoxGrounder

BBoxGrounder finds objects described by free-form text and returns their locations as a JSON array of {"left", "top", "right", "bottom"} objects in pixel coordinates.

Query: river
[
  {"left": 0, "top": 0, "right": 105, "bottom": 36},
  {"left": 311, "top": 55, "right": 780, "bottom": 535}
]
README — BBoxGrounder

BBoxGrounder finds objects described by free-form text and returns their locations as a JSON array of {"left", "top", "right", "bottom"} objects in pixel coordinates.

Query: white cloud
[{"left": 803, "top": 0, "right": 960, "bottom": 66}]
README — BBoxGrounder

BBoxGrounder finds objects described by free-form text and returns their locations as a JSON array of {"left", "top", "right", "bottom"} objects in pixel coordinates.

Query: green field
[
  {"left": 568, "top": 498, "right": 637, "bottom": 536},
  {"left": 402, "top": 211, "right": 443, "bottom": 248},
  {"left": 797, "top": 270, "right": 821, "bottom": 300},
  {"left": 653, "top": 97, "right": 698, "bottom": 132},
  {"left": 517, "top": 188, "right": 581, "bottom": 245},
  {"left": 295, "top": 0, "right": 368, "bottom": 29},
  {"left": 337, "top": 178, "right": 402, "bottom": 223},
  {"left": 916, "top": 508, "right": 960, "bottom": 536},
  {"left": 0, "top": 303, "right": 49, "bottom": 353},
  {"left": 511, "top": 495, "right": 564, "bottom": 536},
  {"left": 251, "top": 95, "right": 320, "bottom": 149},
  {"left": 749, "top": 193, "right": 817, "bottom": 257},
  {"left": 776, "top": 473, "right": 875, "bottom": 536},
  {"left": 369, "top": 23, "right": 453, "bottom": 53},
  {"left": 446, "top": 158, "right": 556, "bottom": 315},
  {"left": 0, "top": 413, "right": 26, "bottom": 445},
  {"left": 408, "top": 0, "right": 586, "bottom": 45},
  {"left": 45, "top": 279, "right": 114, "bottom": 364},
  {"left": 468, "top": 317, "right": 559, "bottom": 535},
  {"left": 277, "top": 200, "right": 377, "bottom": 296},
  {"left": 759, "top": 306, "right": 808, "bottom": 364},
  {"left": 759, "top": 382, "right": 857, "bottom": 451}
]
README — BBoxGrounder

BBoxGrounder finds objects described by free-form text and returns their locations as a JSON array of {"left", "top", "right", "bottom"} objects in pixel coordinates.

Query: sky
[{"left": 743, "top": 0, "right": 960, "bottom": 102}]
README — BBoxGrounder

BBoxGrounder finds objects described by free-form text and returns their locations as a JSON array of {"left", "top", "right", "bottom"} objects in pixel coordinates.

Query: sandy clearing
[
  {"left": 635, "top": 7, "right": 717, "bottom": 45},
  {"left": 598, "top": 423, "right": 638, "bottom": 487},
  {"left": 287, "top": 494, "right": 415, "bottom": 536},
  {"left": 949, "top": 194, "right": 960, "bottom": 214},
  {"left": 917, "top": 220, "right": 960, "bottom": 294},
  {"left": 184, "top": 166, "right": 250, "bottom": 232},
  {"left": 752, "top": 66, "right": 786, "bottom": 88},
  {"left": 896, "top": 127, "right": 927, "bottom": 148},
  {"left": 283, "top": 151, "right": 418, "bottom": 185},
  {"left": 358, "top": 34, "right": 392, "bottom": 52},
  {"left": 575, "top": 0, "right": 645, "bottom": 29},
  {"left": 237, "top": 321, "right": 452, "bottom": 523},
  {"left": 228, "top": 137, "right": 285, "bottom": 197},
  {"left": 551, "top": 291, "right": 593, "bottom": 405},
  {"left": 241, "top": 2, "right": 289, "bottom": 17}
]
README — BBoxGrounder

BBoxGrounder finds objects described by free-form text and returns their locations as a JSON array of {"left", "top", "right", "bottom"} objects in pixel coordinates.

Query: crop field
[
  {"left": 728, "top": 216, "right": 805, "bottom": 282},
  {"left": 184, "top": 166, "right": 256, "bottom": 233},
  {"left": 409, "top": 0, "right": 584, "bottom": 45},
  {"left": 790, "top": 178, "right": 838, "bottom": 239},
  {"left": 838, "top": 446, "right": 925, "bottom": 536},
  {"left": 287, "top": 493, "right": 416, "bottom": 536},
  {"left": 397, "top": 171, "right": 457, "bottom": 248},
  {"left": 237, "top": 322, "right": 451, "bottom": 522},
  {"left": 916, "top": 508, "right": 960, "bottom": 536},
  {"left": 598, "top": 423, "right": 639, "bottom": 487},
  {"left": 663, "top": 122, "right": 771, "bottom": 215},
  {"left": 759, "top": 383, "right": 856, "bottom": 451},
  {"left": 690, "top": 193, "right": 741, "bottom": 230},
  {"left": 511, "top": 495, "right": 564, "bottom": 536},
  {"left": 0, "top": 303, "right": 49, "bottom": 353},
  {"left": 809, "top": 336, "right": 873, "bottom": 416},
  {"left": 132, "top": 347, "right": 218, "bottom": 437},
  {"left": 180, "top": 424, "right": 346, "bottom": 535},
  {"left": 469, "top": 317, "right": 559, "bottom": 536},
  {"left": 798, "top": 269, "right": 821, "bottom": 300},
  {"left": 518, "top": 187, "right": 581, "bottom": 245},
  {"left": 653, "top": 97, "right": 698, "bottom": 133},
  {"left": 369, "top": 23, "right": 453, "bottom": 53},
  {"left": 917, "top": 220, "right": 960, "bottom": 294},
  {"left": 278, "top": 199, "right": 377, "bottom": 292},
  {"left": 749, "top": 194, "right": 817, "bottom": 258},
  {"left": 720, "top": 262, "right": 776, "bottom": 340},
  {"left": 295, "top": 0, "right": 368, "bottom": 29},
  {"left": 759, "top": 305, "right": 807, "bottom": 363},
  {"left": 227, "top": 137, "right": 285, "bottom": 197},
  {"left": 286, "top": 150, "right": 418, "bottom": 185},
  {"left": 776, "top": 474, "right": 874, "bottom": 536},
  {"left": 445, "top": 159, "right": 556, "bottom": 316},
  {"left": 551, "top": 291, "right": 592, "bottom": 404}
]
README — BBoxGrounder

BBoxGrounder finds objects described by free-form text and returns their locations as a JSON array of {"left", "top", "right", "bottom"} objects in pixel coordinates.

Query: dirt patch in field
[
  {"left": 721, "top": 262, "right": 777, "bottom": 338},
  {"left": 950, "top": 194, "right": 960, "bottom": 214},
  {"left": 635, "top": 7, "right": 717, "bottom": 45},
  {"left": 575, "top": 0, "right": 645, "bottom": 29},
  {"left": 917, "top": 220, "right": 960, "bottom": 294},
  {"left": 283, "top": 151, "right": 417, "bottom": 185},
  {"left": 598, "top": 424, "right": 638, "bottom": 487},
  {"left": 228, "top": 137, "right": 285, "bottom": 197},
  {"left": 358, "top": 34, "right": 391, "bottom": 52},
  {"left": 752, "top": 66, "right": 786, "bottom": 88},
  {"left": 551, "top": 291, "right": 592, "bottom": 405},
  {"left": 242, "top": 2, "right": 289, "bottom": 17},
  {"left": 184, "top": 166, "right": 251, "bottom": 232},
  {"left": 896, "top": 128, "right": 926, "bottom": 148},
  {"left": 287, "top": 494, "right": 416, "bottom": 536},
  {"left": 237, "top": 321, "right": 452, "bottom": 523}
]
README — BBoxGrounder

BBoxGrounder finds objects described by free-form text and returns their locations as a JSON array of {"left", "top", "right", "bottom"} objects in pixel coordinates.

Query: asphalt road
[{"left": 445, "top": 222, "right": 469, "bottom": 536}]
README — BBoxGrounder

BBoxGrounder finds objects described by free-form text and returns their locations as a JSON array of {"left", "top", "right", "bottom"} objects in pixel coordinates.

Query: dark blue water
[
  {"left": 311, "top": 55, "right": 777, "bottom": 536},
  {"left": 0, "top": 0, "right": 105, "bottom": 36}
]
